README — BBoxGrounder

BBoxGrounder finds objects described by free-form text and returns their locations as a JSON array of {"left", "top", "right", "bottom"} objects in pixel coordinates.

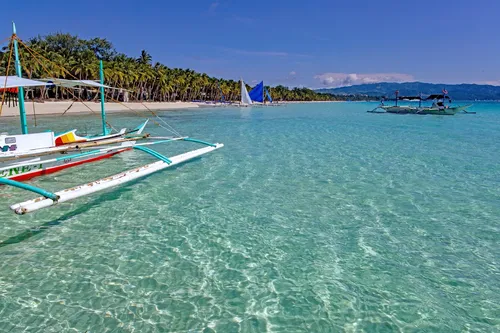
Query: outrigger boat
[
  {"left": 368, "top": 90, "right": 474, "bottom": 115},
  {"left": 0, "top": 23, "right": 223, "bottom": 215},
  {"left": 0, "top": 24, "right": 151, "bottom": 181}
]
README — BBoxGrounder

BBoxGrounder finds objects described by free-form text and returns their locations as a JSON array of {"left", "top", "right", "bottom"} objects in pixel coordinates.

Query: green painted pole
[
  {"left": 183, "top": 137, "right": 216, "bottom": 147},
  {"left": 133, "top": 146, "right": 172, "bottom": 164},
  {"left": 99, "top": 60, "right": 108, "bottom": 135},
  {"left": 12, "top": 22, "right": 28, "bottom": 134},
  {"left": 0, "top": 178, "right": 59, "bottom": 201}
]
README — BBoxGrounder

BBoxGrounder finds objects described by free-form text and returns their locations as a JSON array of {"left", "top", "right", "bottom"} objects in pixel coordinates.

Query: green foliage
[{"left": 1, "top": 33, "right": 370, "bottom": 102}]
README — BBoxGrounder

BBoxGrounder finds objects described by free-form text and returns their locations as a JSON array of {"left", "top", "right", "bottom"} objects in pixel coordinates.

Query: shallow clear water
[{"left": 0, "top": 102, "right": 499, "bottom": 332}]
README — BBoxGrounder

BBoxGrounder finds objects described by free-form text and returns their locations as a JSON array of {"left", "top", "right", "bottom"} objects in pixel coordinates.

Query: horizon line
[{"left": 313, "top": 81, "right": 500, "bottom": 90}]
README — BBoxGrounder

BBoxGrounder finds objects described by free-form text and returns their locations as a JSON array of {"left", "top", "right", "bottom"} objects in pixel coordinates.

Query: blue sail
[
  {"left": 264, "top": 87, "right": 273, "bottom": 103},
  {"left": 249, "top": 81, "right": 264, "bottom": 103}
]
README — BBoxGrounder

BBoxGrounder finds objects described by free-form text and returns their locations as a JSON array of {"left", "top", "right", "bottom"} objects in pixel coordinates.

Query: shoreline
[
  {"left": 0, "top": 100, "right": 346, "bottom": 118},
  {"left": 0, "top": 101, "right": 201, "bottom": 118}
]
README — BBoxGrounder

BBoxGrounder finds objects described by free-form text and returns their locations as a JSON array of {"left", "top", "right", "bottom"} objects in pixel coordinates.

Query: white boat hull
[
  {"left": 0, "top": 148, "right": 128, "bottom": 181},
  {"left": 10, "top": 143, "right": 224, "bottom": 214}
]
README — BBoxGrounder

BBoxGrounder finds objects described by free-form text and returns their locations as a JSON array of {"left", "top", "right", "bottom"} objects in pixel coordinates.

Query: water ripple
[{"left": 0, "top": 103, "right": 499, "bottom": 332}]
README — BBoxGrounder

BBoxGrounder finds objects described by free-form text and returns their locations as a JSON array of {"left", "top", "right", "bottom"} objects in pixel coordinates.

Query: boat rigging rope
[
  {"left": 17, "top": 38, "right": 119, "bottom": 132},
  {"left": 97, "top": 87, "right": 183, "bottom": 136},
  {"left": 17, "top": 43, "right": 37, "bottom": 127},
  {"left": 0, "top": 36, "right": 12, "bottom": 44},
  {"left": 100, "top": 87, "right": 184, "bottom": 136},
  {"left": 0, "top": 37, "right": 14, "bottom": 116},
  {"left": 139, "top": 103, "right": 183, "bottom": 137},
  {"left": 61, "top": 101, "right": 75, "bottom": 116},
  {"left": 16, "top": 37, "right": 183, "bottom": 137}
]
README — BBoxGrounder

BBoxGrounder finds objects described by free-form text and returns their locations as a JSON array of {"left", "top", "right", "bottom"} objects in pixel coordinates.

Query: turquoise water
[{"left": 0, "top": 102, "right": 499, "bottom": 332}]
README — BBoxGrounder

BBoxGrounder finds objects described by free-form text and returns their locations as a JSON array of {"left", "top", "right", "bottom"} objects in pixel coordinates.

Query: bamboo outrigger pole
[
  {"left": 99, "top": 60, "right": 108, "bottom": 135},
  {"left": 12, "top": 22, "right": 28, "bottom": 134},
  {"left": 10, "top": 142, "right": 224, "bottom": 214}
]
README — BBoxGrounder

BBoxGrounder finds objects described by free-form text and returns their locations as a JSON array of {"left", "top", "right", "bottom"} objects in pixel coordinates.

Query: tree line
[{"left": 1, "top": 33, "right": 371, "bottom": 102}]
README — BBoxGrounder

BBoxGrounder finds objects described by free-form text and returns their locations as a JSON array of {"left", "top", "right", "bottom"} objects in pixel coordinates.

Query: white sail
[{"left": 240, "top": 79, "right": 253, "bottom": 105}]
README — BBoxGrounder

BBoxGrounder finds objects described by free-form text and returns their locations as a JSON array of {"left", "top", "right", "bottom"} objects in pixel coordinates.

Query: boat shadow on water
[{"left": 0, "top": 158, "right": 202, "bottom": 248}]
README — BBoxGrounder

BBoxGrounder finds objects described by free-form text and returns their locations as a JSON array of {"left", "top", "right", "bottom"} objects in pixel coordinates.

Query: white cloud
[
  {"left": 289, "top": 71, "right": 297, "bottom": 76},
  {"left": 314, "top": 72, "right": 415, "bottom": 87}
]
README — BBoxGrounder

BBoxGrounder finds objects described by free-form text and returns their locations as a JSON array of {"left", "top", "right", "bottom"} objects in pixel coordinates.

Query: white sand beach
[
  {"left": 0, "top": 101, "right": 200, "bottom": 118},
  {"left": 0, "top": 100, "right": 345, "bottom": 118}
]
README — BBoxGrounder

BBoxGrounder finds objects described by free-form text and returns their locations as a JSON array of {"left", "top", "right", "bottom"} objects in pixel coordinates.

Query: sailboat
[
  {"left": 240, "top": 79, "right": 253, "bottom": 106},
  {"left": 248, "top": 81, "right": 273, "bottom": 104},
  {"left": 368, "top": 90, "right": 473, "bottom": 115},
  {"left": 0, "top": 23, "right": 224, "bottom": 215}
]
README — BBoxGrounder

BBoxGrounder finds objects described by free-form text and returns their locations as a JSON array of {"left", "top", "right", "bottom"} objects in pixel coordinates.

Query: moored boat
[
  {"left": 0, "top": 23, "right": 224, "bottom": 215},
  {"left": 370, "top": 90, "right": 474, "bottom": 115},
  {"left": 0, "top": 24, "right": 149, "bottom": 181}
]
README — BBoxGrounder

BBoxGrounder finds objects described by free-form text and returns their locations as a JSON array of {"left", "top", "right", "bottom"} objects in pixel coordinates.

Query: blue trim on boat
[
  {"left": 183, "top": 138, "right": 216, "bottom": 147},
  {"left": 133, "top": 146, "right": 172, "bottom": 164},
  {"left": 99, "top": 60, "right": 109, "bottom": 136},
  {"left": 0, "top": 178, "right": 59, "bottom": 201},
  {"left": 54, "top": 149, "right": 103, "bottom": 162},
  {"left": 128, "top": 120, "right": 149, "bottom": 135},
  {"left": 147, "top": 139, "right": 176, "bottom": 145}
]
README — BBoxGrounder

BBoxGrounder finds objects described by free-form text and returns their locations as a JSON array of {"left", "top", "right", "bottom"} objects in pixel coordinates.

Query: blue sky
[{"left": 1, "top": 0, "right": 499, "bottom": 88}]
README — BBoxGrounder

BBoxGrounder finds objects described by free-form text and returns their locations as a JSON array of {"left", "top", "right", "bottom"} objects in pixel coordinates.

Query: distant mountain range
[{"left": 316, "top": 82, "right": 500, "bottom": 100}]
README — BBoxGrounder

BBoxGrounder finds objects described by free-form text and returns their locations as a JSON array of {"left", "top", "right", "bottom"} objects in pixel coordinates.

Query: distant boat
[
  {"left": 369, "top": 90, "right": 473, "bottom": 115},
  {"left": 248, "top": 81, "right": 273, "bottom": 104},
  {"left": 240, "top": 79, "right": 253, "bottom": 106}
]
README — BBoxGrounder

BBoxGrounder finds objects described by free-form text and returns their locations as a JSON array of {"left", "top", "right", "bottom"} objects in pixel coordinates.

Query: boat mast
[
  {"left": 263, "top": 85, "right": 266, "bottom": 104},
  {"left": 12, "top": 22, "right": 28, "bottom": 134},
  {"left": 217, "top": 80, "right": 224, "bottom": 103},
  {"left": 99, "top": 60, "right": 108, "bottom": 135}
]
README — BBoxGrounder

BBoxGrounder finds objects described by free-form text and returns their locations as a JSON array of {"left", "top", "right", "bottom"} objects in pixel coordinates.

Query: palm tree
[
  {"left": 0, "top": 32, "right": 350, "bottom": 103},
  {"left": 137, "top": 50, "right": 152, "bottom": 65}
]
